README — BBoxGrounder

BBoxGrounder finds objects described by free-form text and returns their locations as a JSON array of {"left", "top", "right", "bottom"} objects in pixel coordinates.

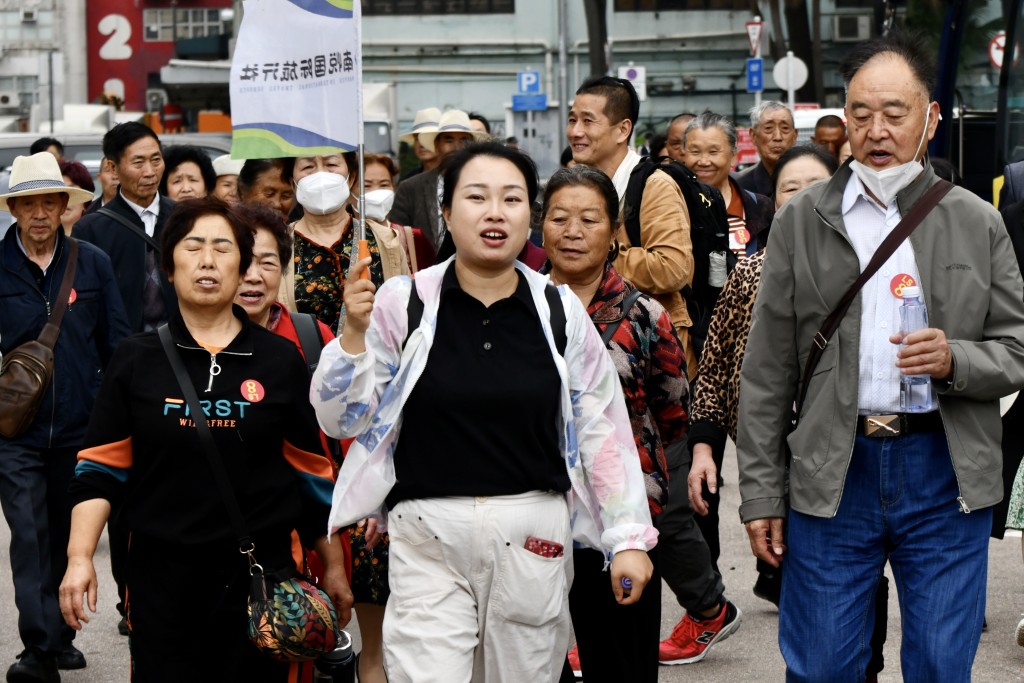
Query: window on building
[
  {"left": 364, "top": 0, "right": 514, "bottom": 14},
  {"left": 834, "top": 0, "right": 875, "bottom": 8},
  {"left": 614, "top": 0, "right": 747, "bottom": 9},
  {"left": 0, "top": 9, "right": 55, "bottom": 42},
  {"left": 143, "top": 8, "right": 227, "bottom": 42}
]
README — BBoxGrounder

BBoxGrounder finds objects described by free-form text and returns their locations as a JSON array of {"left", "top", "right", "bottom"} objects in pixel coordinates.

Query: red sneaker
[
  {"left": 658, "top": 600, "right": 742, "bottom": 665},
  {"left": 567, "top": 644, "right": 582, "bottom": 678}
]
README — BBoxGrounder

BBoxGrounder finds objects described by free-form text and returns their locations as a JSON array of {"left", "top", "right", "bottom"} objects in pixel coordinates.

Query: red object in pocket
[{"left": 524, "top": 536, "right": 564, "bottom": 558}]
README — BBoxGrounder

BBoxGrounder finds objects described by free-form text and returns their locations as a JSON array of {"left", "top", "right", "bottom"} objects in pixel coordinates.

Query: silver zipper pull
[
  {"left": 957, "top": 497, "right": 971, "bottom": 513},
  {"left": 205, "top": 353, "right": 221, "bottom": 393}
]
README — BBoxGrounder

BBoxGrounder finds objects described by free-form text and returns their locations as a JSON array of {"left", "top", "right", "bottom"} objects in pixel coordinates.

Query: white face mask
[
  {"left": 295, "top": 171, "right": 349, "bottom": 215},
  {"left": 849, "top": 107, "right": 930, "bottom": 206},
  {"left": 363, "top": 188, "right": 395, "bottom": 222}
]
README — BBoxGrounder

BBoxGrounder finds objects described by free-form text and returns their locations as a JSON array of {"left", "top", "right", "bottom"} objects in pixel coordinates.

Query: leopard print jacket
[{"left": 690, "top": 249, "right": 765, "bottom": 444}]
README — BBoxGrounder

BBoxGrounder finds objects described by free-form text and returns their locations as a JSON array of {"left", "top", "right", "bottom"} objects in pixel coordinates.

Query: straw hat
[
  {"left": 419, "top": 109, "right": 490, "bottom": 152},
  {"left": 0, "top": 152, "right": 94, "bottom": 212},
  {"left": 399, "top": 107, "right": 442, "bottom": 145},
  {"left": 213, "top": 154, "right": 245, "bottom": 177}
]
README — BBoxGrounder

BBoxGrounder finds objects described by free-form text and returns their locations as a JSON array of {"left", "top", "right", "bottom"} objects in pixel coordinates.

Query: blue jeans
[{"left": 780, "top": 432, "right": 990, "bottom": 683}]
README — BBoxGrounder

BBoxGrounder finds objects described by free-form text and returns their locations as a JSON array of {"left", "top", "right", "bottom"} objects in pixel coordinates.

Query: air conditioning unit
[
  {"left": 146, "top": 88, "right": 168, "bottom": 113},
  {"left": 833, "top": 14, "right": 872, "bottom": 43},
  {"left": 20, "top": 9, "right": 37, "bottom": 23},
  {"left": 0, "top": 91, "right": 20, "bottom": 107}
]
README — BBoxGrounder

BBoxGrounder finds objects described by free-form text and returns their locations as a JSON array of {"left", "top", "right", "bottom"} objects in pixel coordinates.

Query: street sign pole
[{"left": 747, "top": 16, "right": 763, "bottom": 109}]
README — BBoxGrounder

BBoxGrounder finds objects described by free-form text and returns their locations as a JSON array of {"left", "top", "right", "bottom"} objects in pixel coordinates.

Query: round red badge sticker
[
  {"left": 68, "top": 288, "right": 77, "bottom": 305},
  {"left": 735, "top": 228, "right": 751, "bottom": 244},
  {"left": 241, "top": 380, "right": 265, "bottom": 403},
  {"left": 890, "top": 274, "right": 916, "bottom": 298}
]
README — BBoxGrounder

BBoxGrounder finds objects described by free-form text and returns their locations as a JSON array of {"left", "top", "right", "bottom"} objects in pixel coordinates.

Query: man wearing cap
[
  {"left": 211, "top": 154, "right": 244, "bottom": 204},
  {"left": 0, "top": 153, "right": 130, "bottom": 680},
  {"left": 73, "top": 122, "right": 176, "bottom": 334},
  {"left": 398, "top": 106, "right": 442, "bottom": 182},
  {"left": 391, "top": 109, "right": 488, "bottom": 251}
]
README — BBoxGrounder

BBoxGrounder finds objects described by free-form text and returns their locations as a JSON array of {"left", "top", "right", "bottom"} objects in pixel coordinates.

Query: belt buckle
[{"left": 864, "top": 414, "right": 901, "bottom": 438}]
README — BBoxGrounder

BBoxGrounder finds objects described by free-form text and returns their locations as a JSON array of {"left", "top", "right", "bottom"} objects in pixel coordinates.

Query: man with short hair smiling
[
  {"left": 0, "top": 152, "right": 129, "bottom": 681},
  {"left": 738, "top": 32, "right": 1024, "bottom": 679},
  {"left": 736, "top": 101, "right": 797, "bottom": 197}
]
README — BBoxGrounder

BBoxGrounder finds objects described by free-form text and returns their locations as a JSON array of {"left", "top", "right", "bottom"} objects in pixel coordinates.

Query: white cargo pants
[{"left": 382, "top": 491, "right": 573, "bottom": 683}]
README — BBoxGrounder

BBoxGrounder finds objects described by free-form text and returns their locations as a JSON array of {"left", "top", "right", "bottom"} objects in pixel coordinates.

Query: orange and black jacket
[{"left": 69, "top": 306, "right": 335, "bottom": 551}]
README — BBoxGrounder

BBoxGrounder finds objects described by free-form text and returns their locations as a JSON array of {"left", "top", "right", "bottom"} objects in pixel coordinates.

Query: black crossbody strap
[
  {"left": 98, "top": 207, "right": 161, "bottom": 252},
  {"left": 600, "top": 287, "right": 645, "bottom": 347},
  {"left": 794, "top": 179, "right": 954, "bottom": 418},
  {"left": 291, "top": 312, "right": 324, "bottom": 375},
  {"left": 37, "top": 238, "right": 79, "bottom": 348},
  {"left": 157, "top": 324, "right": 253, "bottom": 552}
]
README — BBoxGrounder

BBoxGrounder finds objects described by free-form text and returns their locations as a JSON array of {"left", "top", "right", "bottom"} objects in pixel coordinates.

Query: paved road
[{"left": 1, "top": 441, "right": 1022, "bottom": 680}]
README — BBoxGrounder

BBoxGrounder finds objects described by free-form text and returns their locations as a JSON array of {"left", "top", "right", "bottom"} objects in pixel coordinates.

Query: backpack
[
  {"left": 621, "top": 155, "right": 735, "bottom": 364},
  {"left": 404, "top": 279, "right": 567, "bottom": 356},
  {"left": 290, "top": 312, "right": 342, "bottom": 463}
]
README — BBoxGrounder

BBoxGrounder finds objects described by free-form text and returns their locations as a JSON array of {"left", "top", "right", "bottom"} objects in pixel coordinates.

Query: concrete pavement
[{"left": 1, "top": 441, "right": 1022, "bottom": 680}]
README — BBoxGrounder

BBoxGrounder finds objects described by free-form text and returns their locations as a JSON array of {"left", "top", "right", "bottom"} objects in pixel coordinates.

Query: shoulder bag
[
  {"left": 0, "top": 238, "right": 79, "bottom": 438},
  {"left": 157, "top": 324, "right": 339, "bottom": 662}
]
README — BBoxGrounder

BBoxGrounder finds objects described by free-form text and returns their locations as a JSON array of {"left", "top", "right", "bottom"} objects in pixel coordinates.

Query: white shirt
[
  {"left": 120, "top": 190, "right": 160, "bottom": 238},
  {"left": 841, "top": 173, "right": 922, "bottom": 414}
]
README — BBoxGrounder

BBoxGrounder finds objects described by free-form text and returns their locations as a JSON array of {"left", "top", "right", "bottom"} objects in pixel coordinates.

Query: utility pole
[
  {"left": 558, "top": 0, "right": 568, "bottom": 127},
  {"left": 583, "top": 0, "right": 608, "bottom": 78}
]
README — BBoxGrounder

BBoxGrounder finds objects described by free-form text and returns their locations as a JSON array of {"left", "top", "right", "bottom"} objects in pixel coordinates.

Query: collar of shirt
[
  {"left": 14, "top": 225, "right": 57, "bottom": 274},
  {"left": 438, "top": 260, "right": 533, "bottom": 309},
  {"left": 120, "top": 189, "right": 161, "bottom": 237},
  {"left": 841, "top": 172, "right": 901, "bottom": 220}
]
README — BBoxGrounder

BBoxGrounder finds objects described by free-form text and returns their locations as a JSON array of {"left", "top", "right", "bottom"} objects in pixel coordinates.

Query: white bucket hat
[
  {"left": 399, "top": 107, "right": 442, "bottom": 145},
  {"left": 213, "top": 154, "right": 245, "bottom": 177},
  {"left": 419, "top": 109, "right": 490, "bottom": 152},
  {"left": 0, "top": 152, "right": 94, "bottom": 212}
]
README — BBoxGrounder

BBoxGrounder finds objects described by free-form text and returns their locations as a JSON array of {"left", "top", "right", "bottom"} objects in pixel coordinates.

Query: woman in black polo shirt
[{"left": 311, "top": 143, "right": 657, "bottom": 683}]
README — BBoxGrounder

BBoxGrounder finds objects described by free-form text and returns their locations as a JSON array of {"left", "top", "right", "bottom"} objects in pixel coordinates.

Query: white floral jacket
[{"left": 310, "top": 257, "right": 658, "bottom": 556}]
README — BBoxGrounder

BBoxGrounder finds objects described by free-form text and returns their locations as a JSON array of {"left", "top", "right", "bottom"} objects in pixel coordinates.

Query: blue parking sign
[
  {"left": 746, "top": 58, "right": 764, "bottom": 93},
  {"left": 518, "top": 70, "right": 541, "bottom": 94}
]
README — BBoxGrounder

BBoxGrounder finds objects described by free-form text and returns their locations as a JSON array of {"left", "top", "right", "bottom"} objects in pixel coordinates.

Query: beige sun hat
[
  {"left": 0, "top": 152, "right": 94, "bottom": 212},
  {"left": 399, "top": 107, "right": 442, "bottom": 145},
  {"left": 213, "top": 154, "right": 245, "bottom": 177},
  {"left": 419, "top": 109, "right": 491, "bottom": 152}
]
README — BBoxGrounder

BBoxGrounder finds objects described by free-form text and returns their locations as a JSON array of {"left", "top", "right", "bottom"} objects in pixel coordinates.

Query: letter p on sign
[{"left": 518, "top": 70, "right": 540, "bottom": 94}]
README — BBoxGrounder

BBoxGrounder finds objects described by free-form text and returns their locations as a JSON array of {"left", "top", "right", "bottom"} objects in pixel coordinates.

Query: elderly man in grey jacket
[{"left": 737, "top": 32, "right": 1024, "bottom": 682}]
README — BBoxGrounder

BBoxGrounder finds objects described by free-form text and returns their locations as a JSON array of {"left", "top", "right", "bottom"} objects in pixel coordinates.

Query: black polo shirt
[{"left": 387, "top": 265, "right": 567, "bottom": 507}]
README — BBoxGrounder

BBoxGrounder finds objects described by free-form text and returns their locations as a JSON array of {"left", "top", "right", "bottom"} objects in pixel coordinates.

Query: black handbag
[{"left": 157, "top": 324, "right": 339, "bottom": 662}]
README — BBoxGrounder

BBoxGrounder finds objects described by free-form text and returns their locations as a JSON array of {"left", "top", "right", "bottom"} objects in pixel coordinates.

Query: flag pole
[{"left": 355, "top": 2, "right": 369, "bottom": 280}]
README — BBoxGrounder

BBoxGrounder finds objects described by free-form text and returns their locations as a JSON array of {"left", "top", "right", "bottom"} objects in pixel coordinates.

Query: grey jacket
[{"left": 737, "top": 162, "right": 1024, "bottom": 522}]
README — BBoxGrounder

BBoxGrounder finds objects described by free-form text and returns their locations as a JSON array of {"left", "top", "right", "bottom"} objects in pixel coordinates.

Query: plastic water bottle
[
  {"left": 314, "top": 630, "right": 355, "bottom": 683},
  {"left": 899, "top": 286, "right": 935, "bottom": 412}
]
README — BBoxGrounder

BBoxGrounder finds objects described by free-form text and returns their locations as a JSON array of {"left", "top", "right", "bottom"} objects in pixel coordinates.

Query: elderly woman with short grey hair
[{"left": 683, "top": 111, "right": 773, "bottom": 260}]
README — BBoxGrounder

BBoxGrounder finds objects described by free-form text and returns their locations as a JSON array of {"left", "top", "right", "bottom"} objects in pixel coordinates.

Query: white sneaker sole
[{"left": 659, "top": 605, "right": 744, "bottom": 666}]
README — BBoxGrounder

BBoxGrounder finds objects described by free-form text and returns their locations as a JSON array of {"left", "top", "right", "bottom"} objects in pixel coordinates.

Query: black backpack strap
[
  {"left": 291, "top": 312, "right": 324, "bottom": 375},
  {"left": 599, "top": 288, "right": 645, "bottom": 348},
  {"left": 544, "top": 284, "right": 567, "bottom": 356},
  {"left": 621, "top": 158, "right": 660, "bottom": 248},
  {"left": 403, "top": 278, "right": 423, "bottom": 350},
  {"left": 98, "top": 207, "right": 161, "bottom": 252}
]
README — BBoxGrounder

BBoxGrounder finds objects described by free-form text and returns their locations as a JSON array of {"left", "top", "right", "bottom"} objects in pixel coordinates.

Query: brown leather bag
[{"left": 0, "top": 238, "right": 78, "bottom": 438}]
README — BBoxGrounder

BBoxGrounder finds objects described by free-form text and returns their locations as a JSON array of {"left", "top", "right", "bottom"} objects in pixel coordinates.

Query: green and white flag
[{"left": 230, "top": 0, "right": 362, "bottom": 159}]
